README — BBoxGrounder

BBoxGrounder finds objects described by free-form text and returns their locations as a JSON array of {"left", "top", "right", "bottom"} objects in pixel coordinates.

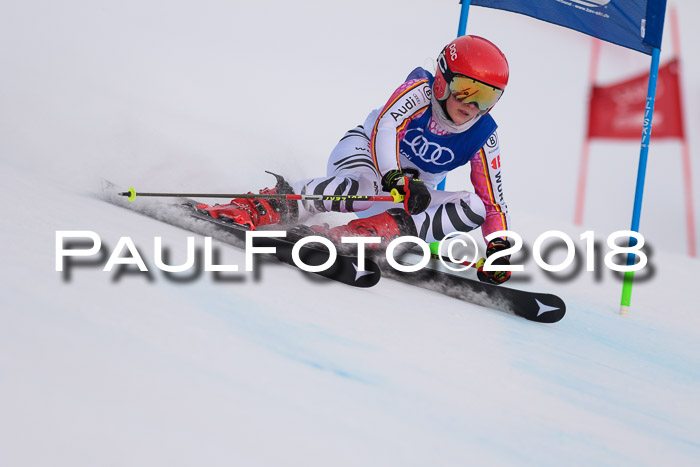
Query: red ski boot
[
  {"left": 197, "top": 172, "right": 299, "bottom": 230},
  {"left": 304, "top": 208, "right": 418, "bottom": 247}
]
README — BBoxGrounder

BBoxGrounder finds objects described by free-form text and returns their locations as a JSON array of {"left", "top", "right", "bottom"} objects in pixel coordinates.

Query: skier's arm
[
  {"left": 368, "top": 78, "right": 432, "bottom": 214},
  {"left": 469, "top": 131, "right": 511, "bottom": 243},
  {"left": 369, "top": 79, "right": 430, "bottom": 175}
]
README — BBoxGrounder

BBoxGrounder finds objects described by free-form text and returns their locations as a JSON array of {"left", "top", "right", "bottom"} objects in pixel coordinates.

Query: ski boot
[
  {"left": 288, "top": 208, "right": 418, "bottom": 251},
  {"left": 197, "top": 172, "right": 299, "bottom": 229}
]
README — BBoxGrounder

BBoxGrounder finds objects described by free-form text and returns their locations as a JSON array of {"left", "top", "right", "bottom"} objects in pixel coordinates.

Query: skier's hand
[
  {"left": 476, "top": 238, "right": 512, "bottom": 285},
  {"left": 381, "top": 169, "right": 431, "bottom": 215}
]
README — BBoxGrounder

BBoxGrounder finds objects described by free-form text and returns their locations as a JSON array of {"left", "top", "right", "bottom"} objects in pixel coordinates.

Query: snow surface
[{"left": 2, "top": 1, "right": 700, "bottom": 465}]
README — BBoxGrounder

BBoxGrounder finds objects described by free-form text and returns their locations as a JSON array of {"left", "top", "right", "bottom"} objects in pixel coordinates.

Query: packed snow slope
[{"left": 2, "top": 1, "right": 700, "bottom": 465}]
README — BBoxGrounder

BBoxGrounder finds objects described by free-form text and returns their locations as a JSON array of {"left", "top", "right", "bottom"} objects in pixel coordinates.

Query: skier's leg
[
  {"left": 197, "top": 126, "right": 380, "bottom": 229},
  {"left": 305, "top": 190, "right": 486, "bottom": 247},
  {"left": 410, "top": 190, "right": 486, "bottom": 243},
  {"left": 292, "top": 126, "right": 382, "bottom": 218}
]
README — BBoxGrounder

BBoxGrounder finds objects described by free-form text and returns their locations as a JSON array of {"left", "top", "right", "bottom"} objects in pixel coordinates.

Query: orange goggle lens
[{"left": 449, "top": 76, "right": 503, "bottom": 111}]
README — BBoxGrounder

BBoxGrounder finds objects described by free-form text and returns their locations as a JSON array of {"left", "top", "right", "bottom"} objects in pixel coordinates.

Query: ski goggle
[{"left": 449, "top": 75, "right": 504, "bottom": 111}]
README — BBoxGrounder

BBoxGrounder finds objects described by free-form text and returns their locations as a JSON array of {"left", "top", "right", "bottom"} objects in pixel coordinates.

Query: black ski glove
[
  {"left": 476, "top": 238, "right": 512, "bottom": 285},
  {"left": 381, "top": 169, "right": 431, "bottom": 215}
]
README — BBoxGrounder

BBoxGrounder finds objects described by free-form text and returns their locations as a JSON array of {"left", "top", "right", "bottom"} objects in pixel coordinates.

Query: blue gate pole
[
  {"left": 620, "top": 46, "right": 661, "bottom": 315},
  {"left": 458, "top": 0, "right": 472, "bottom": 36},
  {"left": 437, "top": 0, "right": 472, "bottom": 193},
  {"left": 432, "top": 0, "right": 471, "bottom": 255}
]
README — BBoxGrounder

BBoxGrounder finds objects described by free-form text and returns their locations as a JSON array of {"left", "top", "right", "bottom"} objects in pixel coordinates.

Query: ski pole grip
[{"left": 390, "top": 188, "right": 405, "bottom": 203}]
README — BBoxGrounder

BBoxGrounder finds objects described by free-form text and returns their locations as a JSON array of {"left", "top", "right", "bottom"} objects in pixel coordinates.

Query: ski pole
[{"left": 118, "top": 187, "right": 405, "bottom": 203}]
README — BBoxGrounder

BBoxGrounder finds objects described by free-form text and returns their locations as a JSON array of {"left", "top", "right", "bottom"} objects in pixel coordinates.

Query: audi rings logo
[{"left": 404, "top": 129, "right": 455, "bottom": 166}]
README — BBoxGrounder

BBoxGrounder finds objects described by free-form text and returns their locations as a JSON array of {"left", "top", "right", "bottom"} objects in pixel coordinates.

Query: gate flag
[
  {"left": 469, "top": 0, "right": 665, "bottom": 54},
  {"left": 587, "top": 59, "right": 684, "bottom": 139}
]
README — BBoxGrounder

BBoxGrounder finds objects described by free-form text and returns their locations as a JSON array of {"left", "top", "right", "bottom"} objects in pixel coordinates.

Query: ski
[
  {"left": 380, "top": 254, "right": 566, "bottom": 323},
  {"left": 103, "top": 180, "right": 565, "bottom": 321},
  {"left": 183, "top": 201, "right": 381, "bottom": 288},
  {"left": 100, "top": 181, "right": 380, "bottom": 288}
]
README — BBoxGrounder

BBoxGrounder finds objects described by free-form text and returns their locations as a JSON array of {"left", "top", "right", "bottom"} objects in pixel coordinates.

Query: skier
[{"left": 199, "top": 35, "right": 512, "bottom": 284}]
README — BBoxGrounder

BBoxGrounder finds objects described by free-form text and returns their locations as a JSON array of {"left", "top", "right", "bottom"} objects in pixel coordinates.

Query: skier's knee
[{"left": 454, "top": 191, "right": 486, "bottom": 226}]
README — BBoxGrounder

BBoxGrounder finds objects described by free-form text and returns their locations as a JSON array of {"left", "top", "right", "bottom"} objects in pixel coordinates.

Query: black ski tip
[{"left": 516, "top": 294, "right": 566, "bottom": 323}]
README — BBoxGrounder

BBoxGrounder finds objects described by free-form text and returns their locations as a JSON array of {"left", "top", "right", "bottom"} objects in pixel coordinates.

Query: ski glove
[
  {"left": 381, "top": 169, "right": 431, "bottom": 215},
  {"left": 476, "top": 238, "right": 512, "bottom": 285}
]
